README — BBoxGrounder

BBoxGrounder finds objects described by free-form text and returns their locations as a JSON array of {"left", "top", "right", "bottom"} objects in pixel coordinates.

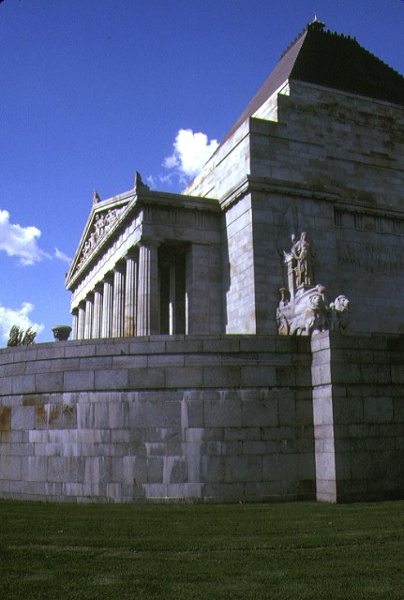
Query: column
[
  {"left": 77, "top": 303, "right": 86, "bottom": 340},
  {"left": 136, "top": 241, "right": 160, "bottom": 336},
  {"left": 169, "top": 261, "right": 176, "bottom": 335},
  {"left": 92, "top": 286, "right": 103, "bottom": 339},
  {"left": 71, "top": 310, "right": 78, "bottom": 340},
  {"left": 124, "top": 251, "right": 138, "bottom": 337},
  {"left": 112, "top": 263, "right": 125, "bottom": 337},
  {"left": 101, "top": 275, "right": 113, "bottom": 338},
  {"left": 84, "top": 295, "right": 94, "bottom": 339}
]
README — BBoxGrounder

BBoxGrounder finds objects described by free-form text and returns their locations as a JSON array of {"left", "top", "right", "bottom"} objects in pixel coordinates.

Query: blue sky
[{"left": 1, "top": 0, "right": 404, "bottom": 342}]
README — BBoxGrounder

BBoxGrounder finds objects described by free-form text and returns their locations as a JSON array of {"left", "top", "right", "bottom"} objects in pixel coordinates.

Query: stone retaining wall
[
  {"left": 0, "top": 333, "right": 403, "bottom": 503},
  {"left": 0, "top": 335, "right": 314, "bottom": 503}
]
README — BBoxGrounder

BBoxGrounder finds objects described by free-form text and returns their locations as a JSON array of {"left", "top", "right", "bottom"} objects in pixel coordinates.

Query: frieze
[
  {"left": 334, "top": 207, "right": 404, "bottom": 235},
  {"left": 76, "top": 207, "right": 125, "bottom": 271}
]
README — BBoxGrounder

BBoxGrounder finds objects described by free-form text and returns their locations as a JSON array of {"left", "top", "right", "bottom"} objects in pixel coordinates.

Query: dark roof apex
[
  {"left": 307, "top": 17, "right": 325, "bottom": 32},
  {"left": 290, "top": 25, "right": 404, "bottom": 106},
  {"left": 220, "top": 23, "right": 404, "bottom": 147}
]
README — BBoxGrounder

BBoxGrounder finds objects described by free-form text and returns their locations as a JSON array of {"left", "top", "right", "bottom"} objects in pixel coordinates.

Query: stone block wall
[
  {"left": 1, "top": 333, "right": 402, "bottom": 504},
  {"left": 0, "top": 335, "right": 314, "bottom": 503},
  {"left": 312, "top": 331, "right": 404, "bottom": 502},
  {"left": 246, "top": 81, "right": 404, "bottom": 336}
]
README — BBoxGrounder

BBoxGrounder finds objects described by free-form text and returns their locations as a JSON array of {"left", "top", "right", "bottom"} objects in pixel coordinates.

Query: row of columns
[{"left": 71, "top": 242, "right": 161, "bottom": 340}]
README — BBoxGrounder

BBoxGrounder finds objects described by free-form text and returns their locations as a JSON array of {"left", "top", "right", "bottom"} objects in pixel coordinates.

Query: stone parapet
[{"left": 0, "top": 335, "right": 310, "bottom": 396}]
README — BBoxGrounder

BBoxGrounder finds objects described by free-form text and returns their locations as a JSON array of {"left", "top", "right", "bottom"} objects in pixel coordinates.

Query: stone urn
[{"left": 52, "top": 325, "right": 72, "bottom": 341}]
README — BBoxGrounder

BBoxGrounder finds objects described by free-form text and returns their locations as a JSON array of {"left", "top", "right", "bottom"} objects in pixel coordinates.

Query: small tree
[{"left": 7, "top": 325, "right": 37, "bottom": 347}]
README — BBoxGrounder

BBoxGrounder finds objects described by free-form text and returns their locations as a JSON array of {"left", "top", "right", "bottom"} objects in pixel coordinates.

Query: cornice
[{"left": 219, "top": 175, "right": 340, "bottom": 211}]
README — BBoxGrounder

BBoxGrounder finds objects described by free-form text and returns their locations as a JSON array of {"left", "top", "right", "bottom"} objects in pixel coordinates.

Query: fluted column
[
  {"left": 71, "top": 310, "right": 78, "bottom": 340},
  {"left": 101, "top": 275, "right": 113, "bottom": 338},
  {"left": 92, "top": 286, "right": 103, "bottom": 339},
  {"left": 112, "top": 263, "right": 125, "bottom": 337},
  {"left": 84, "top": 295, "right": 94, "bottom": 339},
  {"left": 124, "top": 251, "right": 138, "bottom": 337},
  {"left": 77, "top": 303, "right": 86, "bottom": 340},
  {"left": 136, "top": 241, "right": 160, "bottom": 336},
  {"left": 169, "top": 261, "right": 176, "bottom": 335}
]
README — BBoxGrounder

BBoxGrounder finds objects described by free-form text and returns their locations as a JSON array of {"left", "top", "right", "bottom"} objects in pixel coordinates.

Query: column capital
[
  {"left": 138, "top": 239, "right": 161, "bottom": 249},
  {"left": 126, "top": 246, "right": 139, "bottom": 259},
  {"left": 114, "top": 260, "right": 126, "bottom": 274}
]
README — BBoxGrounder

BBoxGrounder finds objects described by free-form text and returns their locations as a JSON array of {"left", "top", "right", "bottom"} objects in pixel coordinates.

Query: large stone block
[
  {"left": 363, "top": 397, "right": 394, "bottom": 423},
  {"left": 128, "top": 367, "right": 165, "bottom": 389},
  {"left": 204, "top": 394, "right": 242, "bottom": 428},
  {"left": 11, "top": 406, "right": 35, "bottom": 430},
  {"left": 64, "top": 370, "right": 95, "bottom": 391}
]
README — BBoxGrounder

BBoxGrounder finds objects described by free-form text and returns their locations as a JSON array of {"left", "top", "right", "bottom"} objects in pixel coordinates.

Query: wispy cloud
[
  {"left": 0, "top": 209, "right": 50, "bottom": 265},
  {"left": 0, "top": 302, "right": 44, "bottom": 343},
  {"left": 54, "top": 247, "right": 72, "bottom": 265}
]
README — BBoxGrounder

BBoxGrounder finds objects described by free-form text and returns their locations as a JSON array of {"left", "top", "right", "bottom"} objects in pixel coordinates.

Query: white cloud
[
  {"left": 54, "top": 247, "right": 72, "bottom": 265},
  {"left": 0, "top": 209, "right": 50, "bottom": 265},
  {"left": 0, "top": 302, "right": 44, "bottom": 343},
  {"left": 146, "top": 175, "right": 158, "bottom": 189},
  {"left": 163, "top": 129, "right": 219, "bottom": 180}
]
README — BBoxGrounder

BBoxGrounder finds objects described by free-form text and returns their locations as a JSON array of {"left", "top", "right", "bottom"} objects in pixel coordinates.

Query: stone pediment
[
  {"left": 77, "top": 205, "right": 127, "bottom": 268},
  {"left": 67, "top": 196, "right": 133, "bottom": 282},
  {"left": 66, "top": 173, "right": 152, "bottom": 283}
]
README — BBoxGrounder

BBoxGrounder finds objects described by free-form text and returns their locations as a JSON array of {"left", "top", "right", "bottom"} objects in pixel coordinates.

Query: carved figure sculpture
[
  {"left": 277, "top": 233, "right": 350, "bottom": 336},
  {"left": 276, "top": 287, "right": 291, "bottom": 335},
  {"left": 291, "top": 231, "right": 314, "bottom": 287},
  {"left": 329, "top": 294, "right": 350, "bottom": 333},
  {"left": 75, "top": 207, "right": 124, "bottom": 272},
  {"left": 288, "top": 289, "right": 328, "bottom": 336},
  {"left": 94, "top": 213, "right": 105, "bottom": 240}
]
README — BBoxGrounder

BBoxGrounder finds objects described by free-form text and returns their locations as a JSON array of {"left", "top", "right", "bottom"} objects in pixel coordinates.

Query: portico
[{"left": 66, "top": 178, "right": 222, "bottom": 339}]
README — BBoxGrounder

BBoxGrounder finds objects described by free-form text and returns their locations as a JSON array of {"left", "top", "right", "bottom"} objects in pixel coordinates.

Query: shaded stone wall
[
  {"left": 0, "top": 335, "right": 314, "bottom": 503},
  {"left": 312, "top": 331, "right": 404, "bottom": 502},
  {"left": 248, "top": 82, "right": 404, "bottom": 335}
]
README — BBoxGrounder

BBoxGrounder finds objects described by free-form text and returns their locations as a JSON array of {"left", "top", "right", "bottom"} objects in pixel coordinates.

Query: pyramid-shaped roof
[{"left": 222, "top": 20, "right": 404, "bottom": 144}]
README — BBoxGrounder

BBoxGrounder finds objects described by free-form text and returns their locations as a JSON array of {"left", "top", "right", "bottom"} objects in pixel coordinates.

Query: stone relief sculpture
[
  {"left": 277, "top": 233, "right": 350, "bottom": 336},
  {"left": 76, "top": 206, "right": 125, "bottom": 270}
]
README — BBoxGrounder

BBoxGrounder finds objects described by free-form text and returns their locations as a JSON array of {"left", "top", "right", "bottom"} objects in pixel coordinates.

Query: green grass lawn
[{"left": 0, "top": 500, "right": 403, "bottom": 599}]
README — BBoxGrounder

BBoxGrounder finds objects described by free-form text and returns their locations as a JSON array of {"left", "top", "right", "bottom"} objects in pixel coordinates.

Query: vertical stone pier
[
  {"left": 311, "top": 331, "right": 337, "bottom": 502},
  {"left": 311, "top": 331, "right": 404, "bottom": 503}
]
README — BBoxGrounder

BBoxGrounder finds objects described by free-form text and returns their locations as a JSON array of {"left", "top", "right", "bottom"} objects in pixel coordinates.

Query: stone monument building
[
  {"left": 0, "top": 21, "right": 403, "bottom": 505},
  {"left": 66, "top": 19, "right": 404, "bottom": 338}
]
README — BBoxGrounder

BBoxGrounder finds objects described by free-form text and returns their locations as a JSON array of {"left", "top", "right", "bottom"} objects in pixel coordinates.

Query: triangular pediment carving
[
  {"left": 75, "top": 205, "right": 126, "bottom": 270},
  {"left": 66, "top": 195, "right": 134, "bottom": 284}
]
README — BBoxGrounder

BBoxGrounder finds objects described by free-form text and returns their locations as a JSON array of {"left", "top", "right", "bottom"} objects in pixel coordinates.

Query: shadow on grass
[{"left": 0, "top": 500, "right": 403, "bottom": 599}]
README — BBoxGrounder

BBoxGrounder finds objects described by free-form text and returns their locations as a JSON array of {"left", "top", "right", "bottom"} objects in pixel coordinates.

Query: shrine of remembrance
[{"left": 0, "top": 20, "right": 403, "bottom": 505}]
